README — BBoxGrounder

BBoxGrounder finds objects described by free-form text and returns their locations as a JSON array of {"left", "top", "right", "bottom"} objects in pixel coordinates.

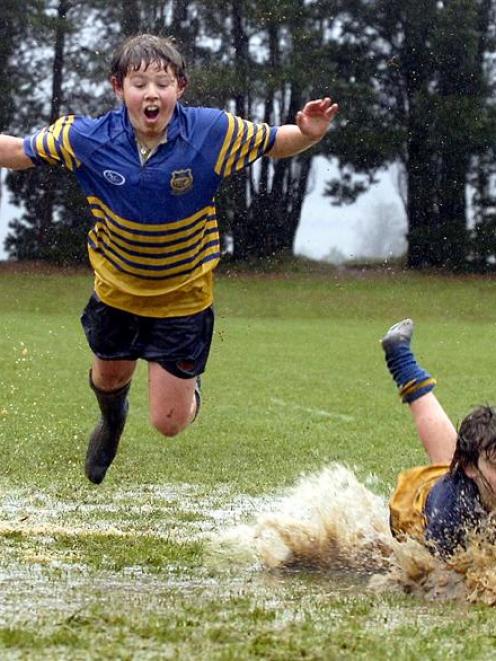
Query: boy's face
[
  {"left": 466, "top": 453, "right": 496, "bottom": 510},
  {"left": 112, "top": 61, "right": 185, "bottom": 144}
]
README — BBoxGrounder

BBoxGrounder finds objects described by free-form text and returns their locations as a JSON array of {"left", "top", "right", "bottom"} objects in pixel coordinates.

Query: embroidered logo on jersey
[
  {"left": 170, "top": 169, "right": 193, "bottom": 195},
  {"left": 103, "top": 169, "right": 126, "bottom": 186}
]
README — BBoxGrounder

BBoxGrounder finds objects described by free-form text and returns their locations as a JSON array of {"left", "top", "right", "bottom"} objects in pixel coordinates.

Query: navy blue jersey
[
  {"left": 424, "top": 469, "right": 486, "bottom": 558},
  {"left": 24, "top": 104, "right": 277, "bottom": 316}
]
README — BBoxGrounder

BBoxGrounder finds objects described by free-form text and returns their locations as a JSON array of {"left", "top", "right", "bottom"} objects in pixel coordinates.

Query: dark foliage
[{"left": 2, "top": 0, "right": 496, "bottom": 271}]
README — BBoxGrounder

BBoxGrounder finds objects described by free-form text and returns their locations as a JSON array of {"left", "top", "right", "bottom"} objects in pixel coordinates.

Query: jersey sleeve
[
  {"left": 23, "top": 115, "right": 82, "bottom": 171},
  {"left": 212, "top": 111, "right": 277, "bottom": 178}
]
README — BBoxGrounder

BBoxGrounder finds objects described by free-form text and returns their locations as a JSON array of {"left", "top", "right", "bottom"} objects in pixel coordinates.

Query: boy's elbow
[
  {"left": 4, "top": 155, "right": 34, "bottom": 171},
  {"left": 13, "top": 160, "right": 34, "bottom": 171},
  {"left": 266, "top": 146, "right": 286, "bottom": 160}
]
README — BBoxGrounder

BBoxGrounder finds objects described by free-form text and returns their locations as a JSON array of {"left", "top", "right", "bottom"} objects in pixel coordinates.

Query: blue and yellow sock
[{"left": 385, "top": 343, "right": 436, "bottom": 404}]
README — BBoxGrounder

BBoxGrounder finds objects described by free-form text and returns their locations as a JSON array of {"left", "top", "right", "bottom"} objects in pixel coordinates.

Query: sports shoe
[{"left": 381, "top": 318, "right": 414, "bottom": 354}]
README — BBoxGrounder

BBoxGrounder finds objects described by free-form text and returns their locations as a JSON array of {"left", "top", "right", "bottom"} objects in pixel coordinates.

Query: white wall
[{"left": 295, "top": 158, "right": 407, "bottom": 264}]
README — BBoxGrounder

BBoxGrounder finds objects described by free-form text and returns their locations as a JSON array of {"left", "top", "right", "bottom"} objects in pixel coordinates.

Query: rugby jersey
[
  {"left": 424, "top": 469, "right": 486, "bottom": 558},
  {"left": 23, "top": 104, "right": 277, "bottom": 316},
  {"left": 390, "top": 464, "right": 487, "bottom": 558}
]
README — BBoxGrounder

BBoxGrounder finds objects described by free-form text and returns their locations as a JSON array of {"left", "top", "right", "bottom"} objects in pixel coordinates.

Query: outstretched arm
[
  {"left": 0, "top": 135, "right": 33, "bottom": 170},
  {"left": 381, "top": 319, "right": 457, "bottom": 464},
  {"left": 267, "top": 97, "right": 339, "bottom": 159}
]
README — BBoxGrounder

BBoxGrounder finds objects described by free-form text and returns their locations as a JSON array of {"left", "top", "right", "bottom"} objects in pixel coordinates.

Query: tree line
[{"left": 1, "top": 0, "right": 495, "bottom": 271}]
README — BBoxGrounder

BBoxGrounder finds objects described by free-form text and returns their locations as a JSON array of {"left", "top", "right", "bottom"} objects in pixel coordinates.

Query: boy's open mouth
[{"left": 144, "top": 106, "right": 160, "bottom": 119}]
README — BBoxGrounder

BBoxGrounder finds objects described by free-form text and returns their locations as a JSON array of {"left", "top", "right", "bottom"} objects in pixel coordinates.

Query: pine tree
[{"left": 324, "top": 0, "right": 496, "bottom": 270}]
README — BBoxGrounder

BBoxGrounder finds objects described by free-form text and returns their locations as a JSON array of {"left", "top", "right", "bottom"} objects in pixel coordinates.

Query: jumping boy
[
  {"left": 0, "top": 34, "right": 338, "bottom": 484},
  {"left": 382, "top": 319, "right": 496, "bottom": 558}
]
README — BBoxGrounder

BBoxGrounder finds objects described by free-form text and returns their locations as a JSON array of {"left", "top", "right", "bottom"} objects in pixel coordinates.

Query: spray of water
[
  {"left": 212, "top": 463, "right": 496, "bottom": 604},
  {"left": 213, "top": 463, "right": 393, "bottom": 572}
]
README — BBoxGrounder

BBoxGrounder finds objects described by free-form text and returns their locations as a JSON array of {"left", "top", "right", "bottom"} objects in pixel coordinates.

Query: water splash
[
  {"left": 212, "top": 463, "right": 496, "bottom": 604},
  {"left": 213, "top": 463, "right": 393, "bottom": 572}
]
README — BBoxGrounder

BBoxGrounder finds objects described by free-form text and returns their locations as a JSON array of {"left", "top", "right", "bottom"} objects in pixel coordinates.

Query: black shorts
[{"left": 81, "top": 294, "right": 214, "bottom": 379}]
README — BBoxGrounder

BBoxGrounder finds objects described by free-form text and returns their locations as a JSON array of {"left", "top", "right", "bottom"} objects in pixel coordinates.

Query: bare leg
[
  {"left": 91, "top": 357, "right": 137, "bottom": 391},
  {"left": 408, "top": 392, "right": 457, "bottom": 464},
  {"left": 148, "top": 362, "right": 198, "bottom": 437},
  {"left": 381, "top": 319, "right": 456, "bottom": 464}
]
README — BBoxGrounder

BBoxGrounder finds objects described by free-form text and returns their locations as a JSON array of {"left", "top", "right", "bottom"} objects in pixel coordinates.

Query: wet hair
[
  {"left": 110, "top": 34, "right": 188, "bottom": 88},
  {"left": 450, "top": 405, "right": 496, "bottom": 474}
]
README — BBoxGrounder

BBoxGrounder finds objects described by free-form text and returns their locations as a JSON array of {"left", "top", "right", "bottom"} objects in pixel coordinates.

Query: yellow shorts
[{"left": 389, "top": 464, "right": 450, "bottom": 541}]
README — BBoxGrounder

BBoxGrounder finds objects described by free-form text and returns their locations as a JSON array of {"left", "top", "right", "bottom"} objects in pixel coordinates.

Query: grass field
[{"left": 2, "top": 262, "right": 496, "bottom": 659}]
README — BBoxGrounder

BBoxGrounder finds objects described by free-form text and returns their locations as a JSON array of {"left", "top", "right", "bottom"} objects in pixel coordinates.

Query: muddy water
[
  {"left": 2, "top": 468, "right": 496, "bottom": 607},
  {"left": 213, "top": 463, "right": 496, "bottom": 605}
]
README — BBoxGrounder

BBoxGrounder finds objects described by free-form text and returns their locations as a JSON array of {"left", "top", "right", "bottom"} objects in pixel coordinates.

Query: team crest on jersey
[
  {"left": 103, "top": 169, "right": 126, "bottom": 186},
  {"left": 170, "top": 169, "right": 193, "bottom": 195}
]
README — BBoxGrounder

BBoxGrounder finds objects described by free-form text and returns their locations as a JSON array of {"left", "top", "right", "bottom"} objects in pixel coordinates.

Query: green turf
[{"left": 1, "top": 262, "right": 496, "bottom": 659}]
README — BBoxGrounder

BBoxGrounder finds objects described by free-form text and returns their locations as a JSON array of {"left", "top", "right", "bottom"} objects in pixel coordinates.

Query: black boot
[{"left": 85, "top": 374, "right": 131, "bottom": 484}]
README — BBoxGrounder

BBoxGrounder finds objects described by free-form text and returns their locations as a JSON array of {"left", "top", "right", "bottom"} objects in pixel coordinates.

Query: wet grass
[{"left": 1, "top": 262, "right": 496, "bottom": 658}]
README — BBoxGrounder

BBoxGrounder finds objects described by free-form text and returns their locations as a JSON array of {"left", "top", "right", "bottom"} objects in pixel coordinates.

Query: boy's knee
[
  {"left": 94, "top": 374, "right": 131, "bottom": 392},
  {"left": 150, "top": 411, "right": 189, "bottom": 438},
  {"left": 91, "top": 366, "right": 135, "bottom": 392}
]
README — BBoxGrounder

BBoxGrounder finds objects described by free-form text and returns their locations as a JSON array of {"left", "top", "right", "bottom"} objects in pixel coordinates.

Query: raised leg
[
  {"left": 408, "top": 393, "right": 457, "bottom": 464},
  {"left": 381, "top": 319, "right": 456, "bottom": 464}
]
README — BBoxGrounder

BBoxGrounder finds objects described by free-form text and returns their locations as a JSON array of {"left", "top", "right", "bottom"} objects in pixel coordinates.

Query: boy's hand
[
  {"left": 268, "top": 96, "right": 339, "bottom": 158},
  {"left": 296, "top": 97, "right": 339, "bottom": 141}
]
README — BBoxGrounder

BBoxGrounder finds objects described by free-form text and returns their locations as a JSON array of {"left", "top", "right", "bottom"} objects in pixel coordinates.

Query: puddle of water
[
  {"left": 3, "top": 467, "right": 496, "bottom": 621},
  {"left": 0, "top": 483, "right": 269, "bottom": 544}
]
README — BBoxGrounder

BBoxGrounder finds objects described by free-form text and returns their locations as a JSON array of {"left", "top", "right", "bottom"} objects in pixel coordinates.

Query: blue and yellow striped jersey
[
  {"left": 24, "top": 104, "right": 277, "bottom": 316},
  {"left": 390, "top": 465, "right": 486, "bottom": 557}
]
